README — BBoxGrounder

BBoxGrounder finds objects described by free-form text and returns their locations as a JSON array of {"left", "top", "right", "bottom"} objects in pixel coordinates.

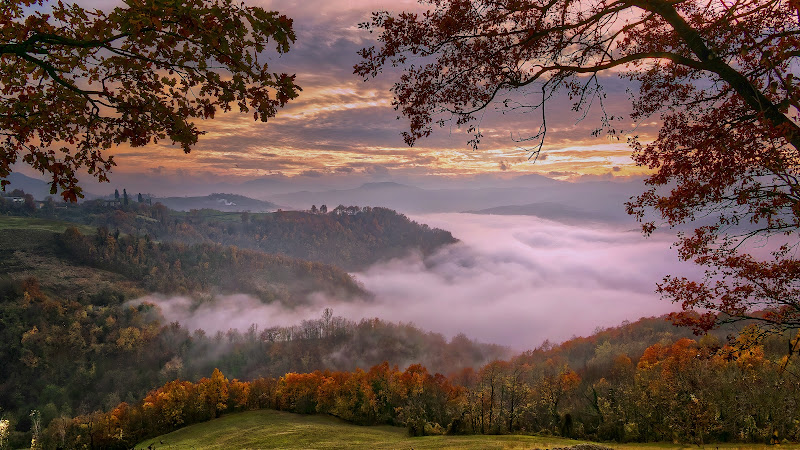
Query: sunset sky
[{"left": 39, "top": 0, "right": 661, "bottom": 194}]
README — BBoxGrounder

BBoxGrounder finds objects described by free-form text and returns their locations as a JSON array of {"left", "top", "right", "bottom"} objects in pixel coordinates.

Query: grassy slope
[
  {"left": 0, "top": 217, "right": 143, "bottom": 299},
  {"left": 134, "top": 410, "right": 587, "bottom": 449},
  {"left": 134, "top": 410, "right": 794, "bottom": 450},
  {"left": 0, "top": 215, "right": 95, "bottom": 233}
]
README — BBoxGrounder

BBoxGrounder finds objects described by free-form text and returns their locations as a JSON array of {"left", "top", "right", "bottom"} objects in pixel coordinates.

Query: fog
[
  {"left": 136, "top": 293, "right": 329, "bottom": 334},
  {"left": 335, "top": 213, "right": 699, "bottom": 350},
  {"left": 139, "top": 213, "right": 701, "bottom": 351}
]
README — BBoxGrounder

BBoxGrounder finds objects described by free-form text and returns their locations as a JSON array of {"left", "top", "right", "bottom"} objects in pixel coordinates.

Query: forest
[
  {"left": 28, "top": 316, "right": 800, "bottom": 448},
  {"left": 0, "top": 195, "right": 457, "bottom": 271},
  {"left": 2, "top": 192, "right": 800, "bottom": 448},
  {"left": 0, "top": 275, "right": 509, "bottom": 448},
  {"left": 0, "top": 210, "right": 483, "bottom": 447}
]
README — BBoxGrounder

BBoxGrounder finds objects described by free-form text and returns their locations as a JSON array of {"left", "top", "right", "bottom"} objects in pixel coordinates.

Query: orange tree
[
  {"left": 355, "top": 0, "right": 800, "bottom": 336},
  {"left": 1, "top": 0, "right": 300, "bottom": 200}
]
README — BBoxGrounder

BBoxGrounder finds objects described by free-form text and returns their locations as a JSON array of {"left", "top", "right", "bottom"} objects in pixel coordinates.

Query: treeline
[
  {"left": 185, "top": 312, "right": 510, "bottom": 381},
  {"left": 40, "top": 365, "right": 459, "bottom": 448},
  {"left": 12, "top": 195, "right": 457, "bottom": 270},
  {"left": 47, "top": 332, "right": 800, "bottom": 448},
  {"left": 57, "top": 226, "right": 365, "bottom": 304},
  {"left": 0, "top": 277, "right": 507, "bottom": 448},
  {"left": 0, "top": 189, "right": 37, "bottom": 211}
]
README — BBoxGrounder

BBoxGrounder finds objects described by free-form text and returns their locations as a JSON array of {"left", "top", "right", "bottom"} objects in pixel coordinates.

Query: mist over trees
[
  {"left": 0, "top": 275, "right": 508, "bottom": 447},
  {"left": 36, "top": 316, "right": 800, "bottom": 448},
  {"left": 0, "top": 209, "right": 467, "bottom": 445},
  {"left": 1, "top": 0, "right": 798, "bottom": 446}
]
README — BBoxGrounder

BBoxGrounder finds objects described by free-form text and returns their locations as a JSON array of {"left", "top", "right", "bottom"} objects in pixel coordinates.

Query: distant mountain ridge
[
  {"left": 2, "top": 172, "right": 103, "bottom": 200},
  {"left": 466, "top": 201, "right": 629, "bottom": 224},
  {"left": 272, "top": 178, "right": 645, "bottom": 222}
]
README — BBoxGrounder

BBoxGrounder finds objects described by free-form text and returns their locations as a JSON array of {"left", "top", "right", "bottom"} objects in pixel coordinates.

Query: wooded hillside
[
  {"left": 2, "top": 198, "right": 457, "bottom": 271},
  {"left": 40, "top": 316, "right": 800, "bottom": 448}
]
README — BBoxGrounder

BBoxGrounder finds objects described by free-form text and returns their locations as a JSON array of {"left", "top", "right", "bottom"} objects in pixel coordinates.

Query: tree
[
  {"left": 29, "top": 409, "right": 41, "bottom": 450},
  {"left": 1, "top": 0, "right": 300, "bottom": 201},
  {"left": 198, "top": 368, "right": 229, "bottom": 418},
  {"left": 0, "top": 418, "right": 9, "bottom": 450},
  {"left": 356, "top": 0, "right": 800, "bottom": 337}
]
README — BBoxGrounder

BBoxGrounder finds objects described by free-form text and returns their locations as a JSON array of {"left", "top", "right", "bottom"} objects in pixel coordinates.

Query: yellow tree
[{"left": 198, "top": 368, "right": 229, "bottom": 418}]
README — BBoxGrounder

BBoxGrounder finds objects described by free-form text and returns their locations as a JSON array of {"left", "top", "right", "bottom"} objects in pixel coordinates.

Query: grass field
[
  {"left": 0, "top": 215, "right": 94, "bottom": 234},
  {"left": 134, "top": 410, "right": 800, "bottom": 450},
  {"left": 0, "top": 218, "right": 143, "bottom": 298},
  {"left": 134, "top": 410, "right": 586, "bottom": 449}
]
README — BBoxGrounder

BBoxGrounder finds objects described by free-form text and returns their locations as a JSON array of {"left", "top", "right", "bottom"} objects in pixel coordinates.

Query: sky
[{"left": 24, "top": 0, "right": 661, "bottom": 193}]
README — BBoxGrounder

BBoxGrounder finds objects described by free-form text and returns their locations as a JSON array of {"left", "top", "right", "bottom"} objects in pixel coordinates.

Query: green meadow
[{"left": 135, "top": 410, "right": 798, "bottom": 450}]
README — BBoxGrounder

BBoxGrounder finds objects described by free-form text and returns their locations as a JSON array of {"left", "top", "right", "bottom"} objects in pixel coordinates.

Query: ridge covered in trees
[
  {"left": 0, "top": 225, "right": 365, "bottom": 305},
  {"left": 57, "top": 226, "right": 365, "bottom": 304},
  {"left": 2, "top": 197, "right": 457, "bottom": 271}
]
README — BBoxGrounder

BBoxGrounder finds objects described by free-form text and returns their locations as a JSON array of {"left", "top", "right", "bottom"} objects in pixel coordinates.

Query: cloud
[
  {"left": 82, "top": 0, "right": 657, "bottom": 185},
  {"left": 300, "top": 169, "right": 325, "bottom": 177}
]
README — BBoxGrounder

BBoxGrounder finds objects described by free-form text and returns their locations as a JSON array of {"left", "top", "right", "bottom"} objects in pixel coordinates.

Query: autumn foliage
[
  {"left": 45, "top": 329, "right": 800, "bottom": 448},
  {"left": 1, "top": 0, "right": 300, "bottom": 200},
  {"left": 2, "top": 277, "right": 795, "bottom": 448}
]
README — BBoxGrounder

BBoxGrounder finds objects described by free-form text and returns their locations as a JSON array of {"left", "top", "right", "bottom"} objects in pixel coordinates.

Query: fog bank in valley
[
  {"left": 139, "top": 213, "right": 699, "bottom": 351},
  {"left": 337, "top": 213, "right": 699, "bottom": 350}
]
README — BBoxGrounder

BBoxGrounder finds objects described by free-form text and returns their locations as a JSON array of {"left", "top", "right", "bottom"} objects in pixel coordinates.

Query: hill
[
  {"left": 134, "top": 410, "right": 784, "bottom": 450},
  {"left": 466, "top": 201, "right": 627, "bottom": 224},
  {"left": 133, "top": 410, "right": 587, "bottom": 449},
  {"left": 271, "top": 179, "right": 643, "bottom": 219},
  {"left": 155, "top": 193, "right": 279, "bottom": 212},
  {"left": 0, "top": 221, "right": 143, "bottom": 300},
  {"left": 0, "top": 219, "right": 365, "bottom": 304},
  {"left": 0, "top": 220, "right": 496, "bottom": 446},
  {"left": 1, "top": 172, "right": 102, "bottom": 200},
  {"left": 1, "top": 172, "right": 55, "bottom": 199},
  {"left": 19, "top": 295, "right": 799, "bottom": 448},
  {"left": 8, "top": 200, "right": 458, "bottom": 271}
]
